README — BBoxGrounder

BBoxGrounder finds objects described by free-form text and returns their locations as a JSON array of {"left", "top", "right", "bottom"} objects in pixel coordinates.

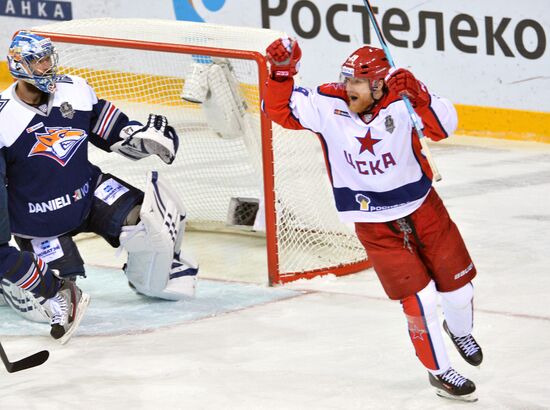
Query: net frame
[{"left": 32, "top": 20, "right": 371, "bottom": 285}]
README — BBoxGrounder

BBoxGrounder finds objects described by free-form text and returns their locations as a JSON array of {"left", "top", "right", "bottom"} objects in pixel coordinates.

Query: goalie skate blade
[
  {"left": 59, "top": 293, "right": 91, "bottom": 345},
  {"left": 435, "top": 388, "right": 478, "bottom": 403}
]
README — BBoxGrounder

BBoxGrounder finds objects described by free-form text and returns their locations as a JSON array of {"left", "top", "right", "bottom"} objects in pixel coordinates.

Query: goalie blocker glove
[
  {"left": 111, "top": 114, "right": 180, "bottom": 164},
  {"left": 266, "top": 37, "right": 302, "bottom": 81}
]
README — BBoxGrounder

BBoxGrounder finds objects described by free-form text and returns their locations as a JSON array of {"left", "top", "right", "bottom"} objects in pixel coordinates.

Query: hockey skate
[
  {"left": 47, "top": 280, "right": 90, "bottom": 345},
  {"left": 443, "top": 320, "right": 483, "bottom": 366},
  {"left": 429, "top": 368, "right": 477, "bottom": 402}
]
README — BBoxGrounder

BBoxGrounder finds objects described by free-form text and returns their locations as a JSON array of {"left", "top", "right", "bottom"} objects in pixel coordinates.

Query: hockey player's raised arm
[{"left": 263, "top": 37, "right": 324, "bottom": 133}]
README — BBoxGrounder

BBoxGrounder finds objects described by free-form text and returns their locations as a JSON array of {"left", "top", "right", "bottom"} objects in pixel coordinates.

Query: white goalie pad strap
[
  {"left": 0, "top": 279, "right": 50, "bottom": 323},
  {"left": 111, "top": 115, "right": 178, "bottom": 164},
  {"left": 120, "top": 171, "right": 197, "bottom": 300}
]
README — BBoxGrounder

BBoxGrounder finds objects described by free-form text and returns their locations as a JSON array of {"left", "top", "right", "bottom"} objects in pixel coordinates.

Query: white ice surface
[{"left": 1, "top": 136, "right": 550, "bottom": 409}]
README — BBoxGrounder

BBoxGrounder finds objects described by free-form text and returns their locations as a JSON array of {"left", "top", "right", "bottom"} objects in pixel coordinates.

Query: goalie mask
[
  {"left": 7, "top": 31, "right": 59, "bottom": 93},
  {"left": 340, "top": 46, "right": 390, "bottom": 82}
]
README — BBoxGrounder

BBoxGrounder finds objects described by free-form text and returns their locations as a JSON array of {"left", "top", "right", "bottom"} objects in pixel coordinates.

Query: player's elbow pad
[{"left": 432, "top": 97, "right": 458, "bottom": 135}]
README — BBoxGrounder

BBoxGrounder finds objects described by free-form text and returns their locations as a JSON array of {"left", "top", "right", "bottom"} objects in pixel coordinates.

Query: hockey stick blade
[{"left": 0, "top": 343, "right": 49, "bottom": 373}]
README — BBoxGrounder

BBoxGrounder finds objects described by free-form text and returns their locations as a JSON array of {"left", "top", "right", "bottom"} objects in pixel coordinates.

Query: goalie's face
[{"left": 344, "top": 77, "right": 384, "bottom": 114}]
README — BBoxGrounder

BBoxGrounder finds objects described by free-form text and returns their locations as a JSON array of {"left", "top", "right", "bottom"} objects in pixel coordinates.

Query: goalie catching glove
[
  {"left": 111, "top": 114, "right": 179, "bottom": 164},
  {"left": 266, "top": 37, "right": 302, "bottom": 81}
]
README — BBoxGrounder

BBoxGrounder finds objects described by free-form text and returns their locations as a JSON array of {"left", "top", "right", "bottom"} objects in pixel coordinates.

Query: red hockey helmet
[{"left": 341, "top": 46, "right": 390, "bottom": 81}]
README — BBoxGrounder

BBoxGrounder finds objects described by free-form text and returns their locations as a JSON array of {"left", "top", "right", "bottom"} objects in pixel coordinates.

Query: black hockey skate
[
  {"left": 48, "top": 280, "right": 90, "bottom": 344},
  {"left": 429, "top": 368, "right": 477, "bottom": 402},
  {"left": 443, "top": 320, "right": 483, "bottom": 366}
]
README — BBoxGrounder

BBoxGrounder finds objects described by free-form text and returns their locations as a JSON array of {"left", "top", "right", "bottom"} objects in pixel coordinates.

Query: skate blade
[
  {"left": 435, "top": 389, "right": 478, "bottom": 402},
  {"left": 59, "top": 293, "right": 91, "bottom": 345}
]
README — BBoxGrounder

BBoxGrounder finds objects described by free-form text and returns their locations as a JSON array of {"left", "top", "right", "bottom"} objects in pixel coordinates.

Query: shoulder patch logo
[
  {"left": 60, "top": 102, "right": 75, "bottom": 119},
  {"left": 28, "top": 127, "right": 87, "bottom": 166},
  {"left": 333, "top": 108, "right": 351, "bottom": 118},
  {"left": 384, "top": 115, "right": 395, "bottom": 133},
  {"left": 0, "top": 98, "right": 8, "bottom": 113}
]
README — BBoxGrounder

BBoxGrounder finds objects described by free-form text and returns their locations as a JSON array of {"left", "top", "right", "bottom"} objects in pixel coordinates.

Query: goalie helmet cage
[{"left": 32, "top": 18, "right": 370, "bottom": 285}]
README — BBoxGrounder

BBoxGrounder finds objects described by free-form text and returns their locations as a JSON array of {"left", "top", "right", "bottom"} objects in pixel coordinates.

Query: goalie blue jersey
[{"left": 0, "top": 75, "right": 129, "bottom": 238}]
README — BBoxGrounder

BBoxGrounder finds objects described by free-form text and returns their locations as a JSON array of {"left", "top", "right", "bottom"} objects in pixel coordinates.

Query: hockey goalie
[{"left": 0, "top": 31, "right": 198, "bottom": 339}]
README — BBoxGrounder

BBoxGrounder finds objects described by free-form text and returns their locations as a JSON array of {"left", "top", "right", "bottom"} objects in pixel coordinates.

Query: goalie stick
[
  {"left": 363, "top": 0, "right": 442, "bottom": 182},
  {"left": 0, "top": 341, "right": 49, "bottom": 373}
]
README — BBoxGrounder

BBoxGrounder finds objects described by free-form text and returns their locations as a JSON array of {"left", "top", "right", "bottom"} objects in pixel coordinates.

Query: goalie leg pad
[
  {"left": 0, "top": 279, "right": 50, "bottom": 323},
  {"left": 120, "top": 171, "right": 198, "bottom": 300}
]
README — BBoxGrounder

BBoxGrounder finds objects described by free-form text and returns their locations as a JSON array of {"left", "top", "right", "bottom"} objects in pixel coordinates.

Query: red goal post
[{"left": 32, "top": 19, "right": 371, "bottom": 285}]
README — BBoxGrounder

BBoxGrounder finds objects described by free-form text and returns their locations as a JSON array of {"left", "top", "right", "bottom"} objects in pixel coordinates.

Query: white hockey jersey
[{"left": 263, "top": 80, "right": 457, "bottom": 223}]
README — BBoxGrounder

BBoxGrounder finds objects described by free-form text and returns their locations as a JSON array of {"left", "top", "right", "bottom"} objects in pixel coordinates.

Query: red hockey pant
[{"left": 355, "top": 189, "right": 476, "bottom": 301}]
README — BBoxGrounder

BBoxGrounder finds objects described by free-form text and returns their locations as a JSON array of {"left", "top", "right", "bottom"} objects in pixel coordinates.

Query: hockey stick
[
  {"left": 362, "top": 0, "right": 442, "bottom": 181},
  {"left": 0, "top": 341, "right": 49, "bottom": 373}
]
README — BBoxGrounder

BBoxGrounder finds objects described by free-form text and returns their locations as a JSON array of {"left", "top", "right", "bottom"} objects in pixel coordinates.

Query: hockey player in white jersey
[
  {"left": 0, "top": 31, "right": 198, "bottom": 334},
  {"left": 263, "top": 38, "right": 482, "bottom": 402}
]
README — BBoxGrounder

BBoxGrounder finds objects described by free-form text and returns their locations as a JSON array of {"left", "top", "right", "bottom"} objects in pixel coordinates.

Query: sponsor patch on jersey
[
  {"left": 31, "top": 237, "right": 64, "bottom": 263},
  {"left": 95, "top": 178, "right": 129, "bottom": 205},
  {"left": 355, "top": 194, "right": 371, "bottom": 211},
  {"left": 28, "top": 127, "right": 87, "bottom": 166},
  {"left": 454, "top": 262, "right": 474, "bottom": 280},
  {"left": 27, "top": 180, "right": 89, "bottom": 215},
  {"left": 73, "top": 181, "right": 89, "bottom": 202},
  {"left": 0, "top": 98, "right": 8, "bottom": 113},
  {"left": 333, "top": 109, "right": 351, "bottom": 118},
  {"left": 28, "top": 194, "right": 71, "bottom": 214},
  {"left": 26, "top": 122, "right": 45, "bottom": 134}
]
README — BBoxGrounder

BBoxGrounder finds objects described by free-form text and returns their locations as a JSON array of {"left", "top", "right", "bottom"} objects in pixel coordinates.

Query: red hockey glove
[
  {"left": 266, "top": 37, "right": 302, "bottom": 81},
  {"left": 385, "top": 68, "right": 430, "bottom": 109}
]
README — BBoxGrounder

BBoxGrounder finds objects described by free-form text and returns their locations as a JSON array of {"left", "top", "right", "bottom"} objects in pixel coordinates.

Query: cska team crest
[{"left": 28, "top": 127, "right": 87, "bottom": 166}]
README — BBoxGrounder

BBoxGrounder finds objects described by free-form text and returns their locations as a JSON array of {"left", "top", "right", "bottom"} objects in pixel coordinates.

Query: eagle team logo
[{"left": 28, "top": 127, "right": 87, "bottom": 166}]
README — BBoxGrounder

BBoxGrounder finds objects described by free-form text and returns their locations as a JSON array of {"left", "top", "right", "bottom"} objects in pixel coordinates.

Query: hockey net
[{"left": 32, "top": 18, "right": 369, "bottom": 284}]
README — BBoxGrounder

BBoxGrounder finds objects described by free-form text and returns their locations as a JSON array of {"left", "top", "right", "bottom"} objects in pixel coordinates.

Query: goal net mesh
[{"left": 32, "top": 19, "right": 368, "bottom": 282}]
